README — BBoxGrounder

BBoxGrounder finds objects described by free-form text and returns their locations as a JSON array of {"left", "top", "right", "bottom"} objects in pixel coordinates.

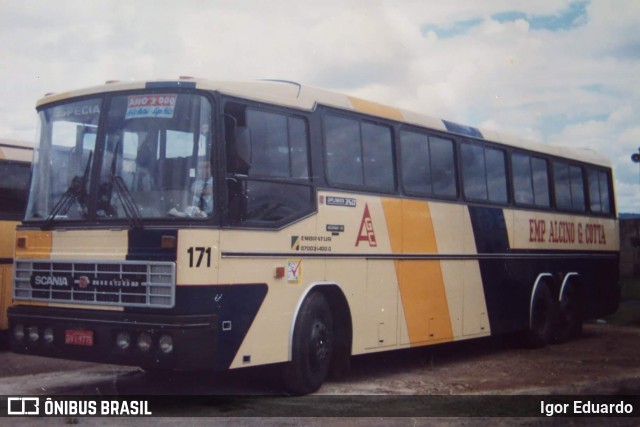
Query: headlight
[
  {"left": 137, "top": 332, "right": 153, "bottom": 352},
  {"left": 43, "top": 327, "right": 54, "bottom": 344},
  {"left": 116, "top": 331, "right": 131, "bottom": 350},
  {"left": 13, "top": 324, "right": 25, "bottom": 341},
  {"left": 27, "top": 326, "right": 39, "bottom": 342},
  {"left": 158, "top": 334, "right": 173, "bottom": 354}
]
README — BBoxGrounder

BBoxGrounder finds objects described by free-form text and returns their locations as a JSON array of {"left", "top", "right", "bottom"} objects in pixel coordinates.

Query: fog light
[
  {"left": 137, "top": 332, "right": 152, "bottom": 352},
  {"left": 43, "top": 327, "right": 54, "bottom": 344},
  {"left": 27, "top": 326, "right": 39, "bottom": 342},
  {"left": 13, "top": 324, "right": 25, "bottom": 341},
  {"left": 158, "top": 334, "right": 173, "bottom": 354},
  {"left": 116, "top": 331, "right": 131, "bottom": 350}
]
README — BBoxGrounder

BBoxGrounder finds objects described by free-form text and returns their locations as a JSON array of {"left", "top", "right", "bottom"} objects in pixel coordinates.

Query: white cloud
[{"left": 1, "top": 0, "right": 639, "bottom": 211}]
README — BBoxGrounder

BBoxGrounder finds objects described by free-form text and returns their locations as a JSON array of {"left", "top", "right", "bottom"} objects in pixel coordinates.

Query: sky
[{"left": 1, "top": 0, "right": 639, "bottom": 212}]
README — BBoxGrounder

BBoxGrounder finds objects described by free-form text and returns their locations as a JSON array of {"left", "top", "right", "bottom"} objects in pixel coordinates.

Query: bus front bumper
[{"left": 8, "top": 305, "right": 218, "bottom": 370}]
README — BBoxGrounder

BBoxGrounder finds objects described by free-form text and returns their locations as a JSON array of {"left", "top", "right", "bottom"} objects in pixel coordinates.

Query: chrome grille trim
[{"left": 13, "top": 259, "right": 175, "bottom": 308}]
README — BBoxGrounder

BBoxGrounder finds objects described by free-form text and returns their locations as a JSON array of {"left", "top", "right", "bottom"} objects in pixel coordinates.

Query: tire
[
  {"left": 553, "top": 283, "right": 583, "bottom": 343},
  {"left": 283, "top": 292, "right": 334, "bottom": 395},
  {"left": 525, "top": 283, "right": 558, "bottom": 348}
]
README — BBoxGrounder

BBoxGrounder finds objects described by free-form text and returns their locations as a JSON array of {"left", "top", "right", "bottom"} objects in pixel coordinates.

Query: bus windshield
[{"left": 26, "top": 92, "right": 214, "bottom": 223}]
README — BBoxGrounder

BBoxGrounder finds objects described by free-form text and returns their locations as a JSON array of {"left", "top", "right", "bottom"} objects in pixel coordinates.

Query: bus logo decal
[
  {"left": 355, "top": 204, "right": 377, "bottom": 247},
  {"left": 291, "top": 236, "right": 301, "bottom": 251}
]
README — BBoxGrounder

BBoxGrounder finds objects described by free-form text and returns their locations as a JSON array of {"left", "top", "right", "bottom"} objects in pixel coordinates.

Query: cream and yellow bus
[
  {"left": 0, "top": 139, "right": 32, "bottom": 341},
  {"left": 9, "top": 79, "right": 618, "bottom": 393}
]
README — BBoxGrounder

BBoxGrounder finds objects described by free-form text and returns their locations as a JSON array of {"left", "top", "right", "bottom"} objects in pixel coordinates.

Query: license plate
[{"left": 65, "top": 329, "right": 94, "bottom": 347}]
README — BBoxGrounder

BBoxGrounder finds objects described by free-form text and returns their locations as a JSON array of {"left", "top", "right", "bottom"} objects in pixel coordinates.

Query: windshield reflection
[{"left": 26, "top": 92, "right": 214, "bottom": 223}]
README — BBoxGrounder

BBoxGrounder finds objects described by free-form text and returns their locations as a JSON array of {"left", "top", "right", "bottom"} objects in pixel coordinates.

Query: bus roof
[{"left": 37, "top": 78, "right": 611, "bottom": 168}]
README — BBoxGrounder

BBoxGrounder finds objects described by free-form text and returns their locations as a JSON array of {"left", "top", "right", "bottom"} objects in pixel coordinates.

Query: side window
[
  {"left": 224, "top": 102, "right": 313, "bottom": 226},
  {"left": 461, "top": 143, "right": 507, "bottom": 203},
  {"left": 511, "top": 153, "right": 550, "bottom": 207},
  {"left": 246, "top": 109, "right": 310, "bottom": 179},
  {"left": 588, "top": 169, "right": 612, "bottom": 215},
  {"left": 324, "top": 113, "right": 394, "bottom": 191},
  {"left": 400, "top": 130, "right": 456, "bottom": 197},
  {"left": 553, "top": 162, "right": 585, "bottom": 212},
  {"left": 362, "top": 122, "right": 394, "bottom": 190},
  {"left": 324, "top": 115, "right": 361, "bottom": 186}
]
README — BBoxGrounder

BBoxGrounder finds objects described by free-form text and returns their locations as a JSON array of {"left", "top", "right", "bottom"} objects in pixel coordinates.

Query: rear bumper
[{"left": 8, "top": 305, "right": 218, "bottom": 370}]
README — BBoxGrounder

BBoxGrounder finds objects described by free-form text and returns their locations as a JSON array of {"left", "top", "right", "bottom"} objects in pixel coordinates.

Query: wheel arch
[
  {"left": 559, "top": 272, "right": 581, "bottom": 302},
  {"left": 529, "top": 273, "right": 554, "bottom": 329},
  {"left": 288, "top": 282, "right": 353, "bottom": 364}
]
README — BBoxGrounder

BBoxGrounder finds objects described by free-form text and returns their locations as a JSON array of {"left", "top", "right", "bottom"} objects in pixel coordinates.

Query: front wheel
[{"left": 283, "top": 292, "right": 334, "bottom": 395}]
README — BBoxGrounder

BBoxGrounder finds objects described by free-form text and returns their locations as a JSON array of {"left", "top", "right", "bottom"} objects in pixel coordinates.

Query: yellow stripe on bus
[
  {"left": 348, "top": 96, "right": 404, "bottom": 122},
  {"left": 15, "top": 230, "right": 53, "bottom": 259},
  {"left": 382, "top": 199, "right": 454, "bottom": 346}
]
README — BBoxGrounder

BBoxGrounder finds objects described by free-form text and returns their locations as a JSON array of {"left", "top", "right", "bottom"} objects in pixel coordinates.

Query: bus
[
  {"left": 9, "top": 78, "right": 619, "bottom": 394},
  {"left": 0, "top": 139, "right": 32, "bottom": 342}
]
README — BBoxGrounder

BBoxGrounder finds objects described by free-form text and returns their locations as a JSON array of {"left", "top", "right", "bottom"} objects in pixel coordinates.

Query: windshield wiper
[
  {"left": 99, "top": 141, "right": 142, "bottom": 228},
  {"left": 43, "top": 151, "right": 93, "bottom": 229}
]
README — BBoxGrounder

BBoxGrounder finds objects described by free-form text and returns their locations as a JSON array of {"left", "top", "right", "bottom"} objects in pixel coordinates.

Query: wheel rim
[{"left": 309, "top": 319, "right": 331, "bottom": 372}]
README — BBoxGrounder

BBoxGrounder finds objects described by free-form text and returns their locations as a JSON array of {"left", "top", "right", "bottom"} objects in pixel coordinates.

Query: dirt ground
[
  {"left": 317, "top": 302, "right": 640, "bottom": 396},
  {"left": 1, "top": 302, "right": 640, "bottom": 425},
  {"left": 1, "top": 302, "right": 639, "bottom": 397}
]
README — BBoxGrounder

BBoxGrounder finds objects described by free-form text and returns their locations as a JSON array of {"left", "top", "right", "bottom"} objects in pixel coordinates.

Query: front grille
[{"left": 13, "top": 259, "right": 175, "bottom": 308}]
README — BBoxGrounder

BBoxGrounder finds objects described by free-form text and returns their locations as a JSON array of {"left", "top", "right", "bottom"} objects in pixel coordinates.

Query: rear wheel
[
  {"left": 525, "top": 283, "right": 558, "bottom": 348},
  {"left": 283, "top": 292, "right": 333, "bottom": 395},
  {"left": 554, "top": 283, "right": 583, "bottom": 343}
]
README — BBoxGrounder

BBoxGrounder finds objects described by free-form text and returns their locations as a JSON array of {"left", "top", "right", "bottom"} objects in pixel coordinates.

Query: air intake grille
[{"left": 13, "top": 260, "right": 175, "bottom": 308}]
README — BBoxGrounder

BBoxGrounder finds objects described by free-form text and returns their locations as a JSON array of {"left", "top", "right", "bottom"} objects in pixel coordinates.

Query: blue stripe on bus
[
  {"left": 127, "top": 229, "right": 177, "bottom": 262},
  {"left": 467, "top": 206, "right": 620, "bottom": 335},
  {"left": 174, "top": 283, "right": 268, "bottom": 370},
  {"left": 145, "top": 81, "right": 197, "bottom": 89},
  {"left": 467, "top": 206, "right": 526, "bottom": 334}
]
